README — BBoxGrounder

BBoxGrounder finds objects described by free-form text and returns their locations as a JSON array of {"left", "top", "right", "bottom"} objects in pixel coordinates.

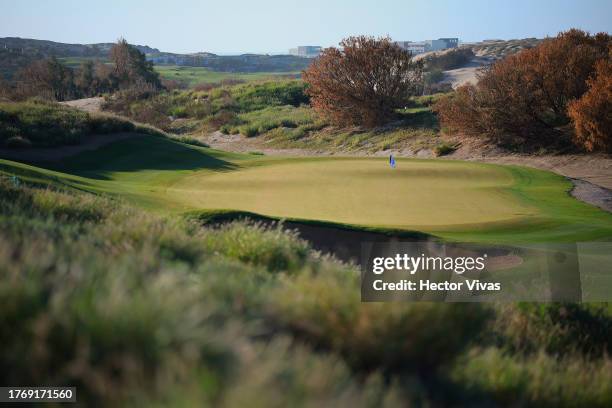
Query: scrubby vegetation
[
  {"left": 2, "top": 39, "right": 161, "bottom": 101},
  {"left": 568, "top": 56, "right": 612, "bottom": 152},
  {"left": 433, "top": 141, "right": 459, "bottom": 156},
  {"left": 434, "top": 29, "right": 611, "bottom": 152},
  {"left": 303, "top": 36, "right": 423, "bottom": 127},
  {"left": 472, "top": 38, "right": 542, "bottom": 58},
  {"left": 422, "top": 47, "right": 475, "bottom": 71},
  {"left": 101, "top": 77, "right": 444, "bottom": 153},
  {"left": 0, "top": 99, "right": 165, "bottom": 148},
  {"left": 0, "top": 174, "right": 610, "bottom": 406},
  {"left": 103, "top": 79, "right": 310, "bottom": 133}
]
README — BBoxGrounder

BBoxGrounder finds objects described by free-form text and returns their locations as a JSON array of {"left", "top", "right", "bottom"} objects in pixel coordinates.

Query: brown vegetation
[
  {"left": 422, "top": 48, "right": 475, "bottom": 71},
  {"left": 1, "top": 39, "right": 161, "bottom": 102},
  {"left": 568, "top": 55, "right": 612, "bottom": 152},
  {"left": 14, "top": 57, "right": 78, "bottom": 101},
  {"left": 434, "top": 29, "right": 611, "bottom": 151},
  {"left": 303, "top": 36, "right": 423, "bottom": 127}
]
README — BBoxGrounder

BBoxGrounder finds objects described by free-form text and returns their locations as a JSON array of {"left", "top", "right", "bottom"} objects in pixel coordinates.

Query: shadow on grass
[
  {"left": 187, "top": 209, "right": 434, "bottom": 265},
  {"left": 48, "top": 136, "right": 238, "bottom": 180},
  {"left": 397, "top": 109, "right": 439, "bottom": 128}
]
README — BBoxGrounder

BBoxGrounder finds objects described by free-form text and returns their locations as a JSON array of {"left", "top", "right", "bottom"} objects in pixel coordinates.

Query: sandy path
[
  {"left": 442, "top": 56, "right": 493, "bottom": 89},
  {"left": 60, "top": 97, "right": 104, "bottom": 113}
]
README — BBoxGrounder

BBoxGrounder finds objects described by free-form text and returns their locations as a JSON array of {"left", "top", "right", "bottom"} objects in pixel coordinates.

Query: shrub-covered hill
[
  {"left": 102, "top": 79, "right": 442, "bottom": 153},
  {"left": 0, "top": 168, "right": 611, "bottom": 406},
  {"left": 0, "top": 100, "right": 165, "bottom": 148}
]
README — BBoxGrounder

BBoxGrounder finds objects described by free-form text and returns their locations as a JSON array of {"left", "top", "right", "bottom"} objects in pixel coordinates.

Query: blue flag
[{"left": 389, "top": 154, "right": 396, "bottom": 169}]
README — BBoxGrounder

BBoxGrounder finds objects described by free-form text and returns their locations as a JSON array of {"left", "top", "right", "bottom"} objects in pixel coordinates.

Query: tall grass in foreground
[{"left": 0, "top": 176, "right": 610, "bottom": 406}]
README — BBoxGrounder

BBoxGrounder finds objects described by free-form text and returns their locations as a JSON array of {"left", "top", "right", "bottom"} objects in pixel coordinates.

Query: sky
[{"left": 1, "top": 0, "right": 610, "bottom": 54}]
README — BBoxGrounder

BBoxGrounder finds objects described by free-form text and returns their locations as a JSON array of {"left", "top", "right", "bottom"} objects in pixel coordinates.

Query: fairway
[
  {"left": 154, "top": 66, "right": 300, "bottom": 87},
  {"left": 2, "top": 135, "right": 611, "bottom": 242}
]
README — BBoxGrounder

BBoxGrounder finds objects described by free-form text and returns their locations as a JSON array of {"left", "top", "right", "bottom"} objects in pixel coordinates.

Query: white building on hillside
[
  {"left": 395, "top": 38, "right": 459, "bottom": 54},
  {"left": 289, "top": 46, "right": 322, "bottom": 58}
]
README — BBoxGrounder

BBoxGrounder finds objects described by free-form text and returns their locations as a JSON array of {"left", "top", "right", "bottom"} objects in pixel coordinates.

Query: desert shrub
[
  {"left": 268, "top": 267, "right": 491, "bottom": 374},
  {"left": 193, "top": 82, "right": 218, "bottom": 92},
  {"left": 303, "top": 36, "right": 423, "bottom": 127},
  {"left": 171, "top": 136, "right": 209, "bottom": 147},
  {"left": 280, "top": 118, "right": 297, "bottom": 128},
  {"left": 257, "top": 120, "right": 281, "bottom": 133},
  {"left": 161, "top": 78, "right": 186, "bottom": 91},
  {"left": 424, "top": 68, "right": 445, "bottom": 86},
  {"left": 220, "top": 338, "right": 408, "bottom": 407},
  {"left": 491, "top": 303, "right": 612, "bottom": 357},
  {"left": 0, "top": 100, "right": 90, "bottom": 146},
  {"left": 288, "top": 126, "right": 307, "bottom": 139},
  {"left": 567, "top": 57, "right": 612, "bottom": 152},
  {"left": 0, "top": 100, "right": 166, "bottom": 148},
  {"left": 89, "top": 113, "right": 136, "bottom": 134},
  {"left": 241, "top": 124, "right": 260, "bottom": 137},
  {"left": 433, "top": 142, "right": 458, "bottom": 156},
  {"left": 185, "top": 100, "right": 213, "bottom": 119},
  {"left": 233, "top": 81, "right": 309, "bottom": 111},
  {"left": 0, "top": 180, "right": 115, "bottom": 224},
  {"left": 202, "top": 221, "right": 310, "bottom": 273},
  {"left": 126, "top": 100, "right": 170, "bottom": 130},
  {"left": 220, "top": 78, "right": 245, "bottom": 87},
  {"left": 412, "top": 93, "right": 450, "bottom": 107},
  {"left": 423, "top": 48, "right": 475, "bottom": 71},
  {"left": 206, "top": 110, "right": 239, "bottom": 128},
  {"left": 169, "top": 105, "right": 188, "bottom": 118},
  {"left": 0, "top": 213, "right": 245, "bottom": 405},
  {"left": 452, "top": 347, "right": 612, "bottom": 407},
  {"left": 434, "top": 29, "right": 611, "bottom": 149},
  {"left": 424, "top": 81, "right": 453, "bottom": 95},
  {"left": 102, "top": 81, "right": 308, "bottom": 133}
]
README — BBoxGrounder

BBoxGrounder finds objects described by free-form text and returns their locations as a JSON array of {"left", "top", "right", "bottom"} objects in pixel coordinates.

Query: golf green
[
  {"left": 2, "top": 135, "right": 611, "bottom": 242},
  {"left": 170, "top": 158, "right": 531, "bottom": 229}
]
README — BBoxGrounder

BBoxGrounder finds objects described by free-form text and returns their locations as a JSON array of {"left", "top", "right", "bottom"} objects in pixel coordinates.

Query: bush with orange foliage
[
  {"left": 302, "top": 36, "right": 423, "bottom": 127},
  {"left": 434, "top": 29, "right": 610, "bottom": 150},
  {"left": 568, "top": 56, "right": 612, "bottom": 152}
]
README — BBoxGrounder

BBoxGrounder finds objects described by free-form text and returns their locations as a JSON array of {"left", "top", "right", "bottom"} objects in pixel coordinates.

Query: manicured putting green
[
  {"left": 170, "top": 159, "right": 533, "bottom": 229},
  {"left": 2, "top": 135, "right": 611, "bottom": 242}
]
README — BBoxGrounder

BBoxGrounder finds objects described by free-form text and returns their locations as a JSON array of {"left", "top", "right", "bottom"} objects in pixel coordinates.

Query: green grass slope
[
  {"left": 1, "top": 134, "right": 611, "bottom": 242},
  {"left": 155, "top": 65, "right": 299, "bottom": 87}
]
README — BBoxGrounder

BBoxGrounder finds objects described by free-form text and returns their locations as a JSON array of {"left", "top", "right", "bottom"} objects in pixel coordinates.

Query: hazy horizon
[{"left": 2, "top": 0, "right": 611, "bottom": 55}]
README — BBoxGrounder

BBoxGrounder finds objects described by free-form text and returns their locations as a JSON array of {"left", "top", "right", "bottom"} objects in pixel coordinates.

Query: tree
[
  {"left": 16, "top": 57, "right": 77, "bottom": 101},
  {"left": 434, "top": 29, "right": 611, "bottom": 148},
  {"left": 568, "top": 56, "right": 612, "bottom": 152},
  {"left": 76, "top": 60, "right": 95, "bottom": 96},
  {"left": 302, "top": 36, "right": 423, "bottom": 127},
  {"left": 109, "top": 38, "right": 161, "bottom": 90}
]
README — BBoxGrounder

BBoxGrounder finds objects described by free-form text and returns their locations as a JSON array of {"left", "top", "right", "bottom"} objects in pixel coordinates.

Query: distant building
[
  {"left": 396, "top": 41, "right": 427, "bottom": 54},
  {"left": 438, "top": 38, "right": 459, "bottom": 49},
  {"left": 289, "top": 46, "right": 321, "bottom": 58},
  {"left": 395, "top": 38, "right": 459, "bottom": 55}
]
